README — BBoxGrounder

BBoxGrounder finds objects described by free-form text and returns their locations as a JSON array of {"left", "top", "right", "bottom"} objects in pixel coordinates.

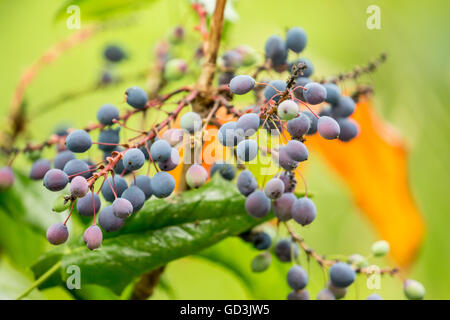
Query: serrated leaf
[{"left": 32, "top": 176, "right": 273, "bottom": 294}]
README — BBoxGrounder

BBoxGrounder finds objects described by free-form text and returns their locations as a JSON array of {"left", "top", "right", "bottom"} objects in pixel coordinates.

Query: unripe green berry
[
  {"left": 164, "top": 59, "right": 187, "bottom": 81},
  {"left": 371, "top": 240, "right": 390, "bottom": 257},
  {"left": 348, "top": 254, "right": 369, "bottom": 268},
  {"left": 404, "top": 279, "right": 425, "bottom": 300},
  {"left": 251, "top": 251, "right": 272, "bottom": 272},
  {"left": 52, "top": 194, "right": 71, "bottom": 213}
]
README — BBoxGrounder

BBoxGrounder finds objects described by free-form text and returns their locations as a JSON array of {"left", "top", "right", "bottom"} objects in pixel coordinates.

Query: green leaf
[
  {"left": 32, "top": 176, "right": 273, "bottom": 294},
  {"left": 56, "top": 0, "right": 160, "bottom": 22}
]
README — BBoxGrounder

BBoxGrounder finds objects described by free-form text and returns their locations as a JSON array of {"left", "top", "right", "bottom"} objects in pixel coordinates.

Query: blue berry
[
  {"left": 66, "top": 130, "right": 92, "bottom": 153},
  {"left": 323, "top": 83, "right": 341, "bottom": 105},
  {"left": 287, "top": 290, "right": 309, "bottom": 300},
  {"left": 218, "top": 121, "right": 242, "bottom": 147},
  {"left": 275, "top": 239, "right": 298, "bottom": 262},
  {"left": 236, "top": 170, "right": 257, "bottom": 196},
  {"left": 70, "top": 176, "right": 89, "bottom": 198},
  {"left": 83, "top": 225, "right": 103, "bottom": 250},
  {"left": 46, "top": 223, "right": 69, "bottom": 245},
  {"left": 150, "top": 140, "right": 172, "bottom": 162},
  {"left": 130, "top": 175, "right": 152, "bottom": 199},
  {"left": 236, "top": 113, "right": 260, "bottom": 137},
  {"left": 291, "top": 197, "right": 316, "bottom": 226},
  {"left": 253, "top": 232, "right": 272, "bottom": 250},
  {"left": 318, "top": 116, "right": 340, "bottom": 140},
  {"left": 286, "top": 114, "right": 311, "bottom": 138},
  {"left": 121, "top": 186, "right": 146, "bottom": 213},
  {"left": 303, "top": 111, "right": 318, "bottom": 135},
  {"left": 236, "top": 139, "right": 259, "bottom": 162},
  {"left": 220, "top": 50, "right": 242, "bottom": 70},
  {"left": 285, "top": 140, "right": 308, "bottom": 162},
  {"left": 229, "top": 75, "right": 255, "bottom": 95},
  {"left": 210, "top": 162, "right": 236, "bottom": 181},
  {"left": 264, "top": 178, "right": 285, "bottom": 199},
  {"left": 286, "top": 27, "right": 307, "bottom": 53},
  {"left": 366, "top": 293, "right": 383, "bottom": 300},
  {"left": 291, "top": 58, "right": 313, "bottom": 77},
  {"left": 180, "top": 112, "right": 202, "bottom": 133},
  {"left": 337, "top": 118, "right": 359, "bottom": 142},
  {"left": 30, "top": 159, "right": 51, "bottom": 180},
  {"left": 287, "top": 265, "right": 308, "bottom": 290},
  {"left": 77, "top": 192, "right": 101, "bottom": 217},
  {"left": 329, "top": 262, "right": 356, "bottom": 288},
  {"left": 264, "top": 80, "right": 286, "bottom": 103},
  {"left": 151, "top": 172, "right": 175, "bottom": 198},
  {"left": 98, "top": 128, "right": 120, "bottom": 152},
  {"left": 101, "top": 175, "right": 128, "bottom": 202},
  {"left": 123, "top": 148, "right": 145, "bottom": 171},
  {"left": 245, "top": 190, "right": 271, "bottom": 218},
  {"left": 273, "top": 192, "right": 296, "bottom": 221},
  {"left": 303, "top": 82, "right": 327, "bottom": 105},
  {"left": 276, "top": 147, "right": 299, "bottom": 171},
  {"left": 139, "top": 141, "right": 152, "bottom": 160},
  {"left": 98, "top": 205, "right": 124, "bottom": 232},
  {"left": 158, "top": 148, "right": 179, "bottom": 171},
  {"left": 333, "top": 96, "right": 356, "bottom": 118},
  {"left": 112, "top": 198, "right": 134, "bottom": 218},
  {"left": 43, "top": 169, "right": 69, "bottom": 191},
  {"left": 63, "top": 159, "right": 90, "bottom": 180},
  {"left": 316, "top": 289, "right": 336, "bottom": 300},
  {"left": 126, "top": 86, "right": 148, "bottom": 109},
  {"left": 97, "top": 104, "right": 119, "bottom": 125},
  {"left": 104, "top": 45, "right": 126, "bottom": 63},
  {"left": 53, "top": 150, "right": 75, "bottom": 170},
  {"left": 265, "top": 35, "right": 287, "bottom": 68}
]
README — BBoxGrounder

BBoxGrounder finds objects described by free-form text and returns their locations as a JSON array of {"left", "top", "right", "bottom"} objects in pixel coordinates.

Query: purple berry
[
  {"left": 273, "top": 192, "right": 296, "bottom": 221},
  {"left": 318, "top": 116, "right": 340, "bottom": 140},
  {"left": 112, "top": 198, "right": 134, "bottom": 219},
  {"left": 285, "top": 140, "right": 308, "bottom": 162},
  {"left": 99, "top": 205, "right": 124, "bottom": 232},
  {"left": 245, "top": 190, "right": 271, "bottom": 218},
  {"left": 83, "top": 225, "right": 103, "bottom": 250},
  {"left": 186, "top": 164, "right": 208, "bottom": 189},
  {"left": 70, "top": 176, "right": 89, "bottom": 198},
  {"left": 229, "top": 75, "right": 255, "bottom": 95},
  {"left": 264, "top": 178, "right": 285, "bottom": 199},
  {"left": 77, "top": 192, "right": 101, "bottom": 216},
  {"left": 291, "top": 197, "right": 316, "bottom": 226},
  {"left": 0, "top": 167, "right": 14, "bottom": 191},
  {"left": 286, "top": 113, "right": 311, "bottom": 138},
  {"left": 46, "top": 222, "right": 69, "bottom": 245},
  {"left": 66, "top": 130, "right": 92, "bottom": 153},
  {"left": 303, "top": 82, "right": 327, "bottom": 105},
  {"left": 30, "top": 159, "right": 51, "bottom": 180},
  {"left": 43, "top": 169, "right": 69, "bottom": 191},
  {"left": 236, "top": 170, "right": 257, "bottom": 196}
]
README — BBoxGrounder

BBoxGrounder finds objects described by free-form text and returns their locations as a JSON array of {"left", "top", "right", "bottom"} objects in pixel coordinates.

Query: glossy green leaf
[{"left": 32, "top": 176, "right": 273, "bottom": 294}]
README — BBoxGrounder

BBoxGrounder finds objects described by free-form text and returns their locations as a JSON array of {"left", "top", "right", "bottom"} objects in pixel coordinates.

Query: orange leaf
[{"left": 307, "top": 97, "right": 425, "bottom": 267}]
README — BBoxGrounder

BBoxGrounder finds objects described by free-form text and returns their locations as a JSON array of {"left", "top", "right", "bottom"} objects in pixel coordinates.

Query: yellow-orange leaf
[{"left": 307, "top": 97, "right": 425, "bottom": 266}]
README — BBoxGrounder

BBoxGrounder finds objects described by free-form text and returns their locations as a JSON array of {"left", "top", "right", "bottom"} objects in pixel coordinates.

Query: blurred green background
[{"left": 0, "top": 0, "right": 449, "bottom": 299}]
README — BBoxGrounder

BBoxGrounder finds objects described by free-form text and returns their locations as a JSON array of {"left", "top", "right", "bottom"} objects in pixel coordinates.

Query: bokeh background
[{"left": 0, "top": 0, "right": 449, "bottom": 299}]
